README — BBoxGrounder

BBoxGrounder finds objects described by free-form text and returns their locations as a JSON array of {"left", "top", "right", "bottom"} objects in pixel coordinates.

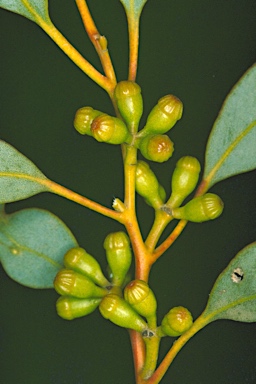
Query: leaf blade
[
  {"left": 203, "top": 242, "right": 256, "bottom": 323},
  {"left": 203, "top": 64, "right": 256, "bottom": 188},
  {"left": 0, "top": 140, "right": 49, "bottom": 203},
  {"left": 0, "top": 207, "right": 78, "bottom": 288},
  {"left": 0, "top": 0, "right": 50, "bottom": 24}
]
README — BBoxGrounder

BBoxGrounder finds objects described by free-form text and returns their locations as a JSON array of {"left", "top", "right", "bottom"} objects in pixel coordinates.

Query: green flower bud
[
  {"left": 74, "top": 106, "right": 103, "bottom": 135},
  {"left": 135, "top": 160, "right": 164, "bottom": 209},
  {"left": 172, "top": 193, "right": 224, "bottom": 222},
  {"left": 168, "top": 156, "right": 201, "bottom": 208},
  {"left": 139, "top": 134, "right": 174, "bottom": 163},
  {"left": 114, "top": 81, "right": 143, "bottom": 130},
  {"left": 56, "top": 296, "right": 101, "bottom": 320},
  {"left": 103, "top": 232, "right": 132, "bottom": 286},
  {"left": 161, "top": 306, "right": 193, "bottom": 337},
  {"left": 141, "top": 95, "right": 183, "bottom": 137},
  {"left": 64, "top": 247, "right": 110, "bottom": 288},
  {"left": 99, "top": 294, "right": 147, "bottom": 332},
  {"left": 124, "top": 280, "right": 157, "bottom": 319},
  {"left": 54, "top": 269, "right": 107, "bottom": 298},
  {"left": 91, "top": 114, "right": 130, "bottom": 144},
  {"left": 158, "top": 184, "right": 166, "bottom": 203}
]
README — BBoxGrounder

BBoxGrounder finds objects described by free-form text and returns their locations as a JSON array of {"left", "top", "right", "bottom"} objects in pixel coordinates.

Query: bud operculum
[
  {"left": 124, "top": 280, "right": 157, "bottom": 320},
  {"left": 103, "top": 232, "right": 132, "bottom": 287},
  {"left": 91, "top": 114, "right": 130, "bottom": 144},
  {"left": 135, "top": 160, "right": 164, "bottom": 209},
  {"left": 161, "top": 306, "right": 193, "bottom": 337},
  {"left": 56, "top": 296, "right": 101, "bottom": 320},
  {"left": 54, "top": 269, "right": 107, "bottom": 298},
  {"left": 64, "top": 247, "right": 110, "bottom": 288},
  {"left": 99, "top": 294, "right": 147, "bottom": 332},
  {"left": 167, "top": 156, "right": 201, "bottom": 208},
  {"left": 114, "top": 80, "right": 143, "bottom": 131},
  {"left": 139, "top": 94, "right": 183, "bottom": 137},
  {"left": 74, "top": 106, "right": 103, "bottom": 136},
  {"left": 139, "top": 134, "right": 174, "bottom": 163}
]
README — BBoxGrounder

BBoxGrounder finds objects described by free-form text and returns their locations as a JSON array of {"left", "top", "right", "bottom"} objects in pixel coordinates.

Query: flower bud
[
  {"left": 99, "top": 294, "right": 147, "bottom": 332},
  {"left": 135, "top": 160, "right": 164, "bottom": 209},
  {"left": 64, "top": 247, "right": 110, "bottom": 288},
  {"left": 56, "top": 296, "right": 101, "bottom": 320},
  {"left": 141, "top": 95, "right": 183, "bottom": 136},
  {"left": 168, "top": 156, "right": 201, "bottom": 208},
  {"left": 74, "top": 106, "right": 103, "bottom": 135},
  {"left": 124, "top": 280, "right": 157, "bottom": 319},
  {"left": 139, "top": 134, "right": 174, "bottom": 163},
  {"left": 91, "top": 114, "right": 130, "bottom": 144},
  {"left": 54, "top": 269, "right": 107, "bottom": 298},
  {"left": 161, "top": 306, "right": 193, "bottom": 337},
  {"left": 172, "top": 193, "right": 224, "bottom": 222},
  {"left": 103, "top": 232, "right": 132, "bottom": 286},
  {"left": 114, "top": 81, "right": 143, "bottom": 130}
]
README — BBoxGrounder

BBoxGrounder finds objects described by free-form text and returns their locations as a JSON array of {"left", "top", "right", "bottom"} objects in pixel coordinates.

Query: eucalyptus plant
[{"left": 0, "top": 1, "right": 256, "bottom": 383}]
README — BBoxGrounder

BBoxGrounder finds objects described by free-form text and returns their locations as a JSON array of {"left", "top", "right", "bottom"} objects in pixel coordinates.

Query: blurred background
[{"left": 0, "top": 1, "right": 256, "bottom": 383}]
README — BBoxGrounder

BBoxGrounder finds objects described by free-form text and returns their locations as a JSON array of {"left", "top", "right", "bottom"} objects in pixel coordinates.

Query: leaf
[
  {"left": 203, "top": 242, "right": 256, "bottom": 323},
  {"left": 203, "top": 64, "right": 256, "bottom": 189},
  {"left": 0, "top": 140, "right": 49, "bottom": 203},
  {"left": 0, "top": 207, "right": 78, "bottom": 288},
  {"left": 0, "top": 0, "right": 50, "bottom": 24},
  {"left": 120, "top": 0, "right": 148, "bottom": 19}
]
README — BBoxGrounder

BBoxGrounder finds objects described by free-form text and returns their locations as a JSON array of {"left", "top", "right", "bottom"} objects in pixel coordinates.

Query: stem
[
  {"left": 152, "top": 220, "right": 188, "bottom": 261},
  {"left": 141, "top": 335, "right": 161, "bottom": 380},
  {"left": 145, "top": 210, "right": 173, "bottom": 253},
  {"left": 75, "top": 0, "right": 117, "bottom": 85},
  {"left": 23, "top": 2, "right": 115, "bottom": 95},
  {"left": 127, "top": 14, "right": 140, "bottom": 81},
  {"left": 42, "top": 179, "right": 122, "bottom": 222},
  {"left": 146, "top": 314, "right": 210, "bottom": 384}
]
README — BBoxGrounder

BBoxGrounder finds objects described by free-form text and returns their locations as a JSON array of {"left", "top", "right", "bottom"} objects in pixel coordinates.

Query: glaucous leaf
[
  {"left": 0, "top": 206, "right": 78, "bottom": 288},
  {"left": 0, "top": 0, "right": 50, "bottom": 24},
  {"left": 0, "top": 140, "right": 49, "bottom": 203},
  {"left": 203, "top": 242, "right": 256, "bottom": 322},
  {"left": 203, "top": 64, "right": 256, "bottom": 188},
  {"left": 120, "top": 0, "right": 148, "bottom": 19}
]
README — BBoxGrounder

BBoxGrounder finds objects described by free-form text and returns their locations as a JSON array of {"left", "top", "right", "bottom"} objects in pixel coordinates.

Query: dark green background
[{"left": 0, "top": 1, "right": 256, "bottom": 383}]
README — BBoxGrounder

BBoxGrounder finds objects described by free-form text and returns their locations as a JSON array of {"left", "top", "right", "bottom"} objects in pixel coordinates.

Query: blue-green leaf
[
  {"left": 0, "top": 0, "right": 50, "bottom": 24},
  {"left": 0, "top": 207, "right": 78, "bottom": 288},
  {"left": 203, "top": 243, "right": 256, "bottom": 323},
  {"left": 0, "top": 140, "right": 49, "bottom": 203},
  {"left": 120, "top": 0, "right": 148, "bottom": 19},
  {"left": 203, "top": 64, "right": 256, "bottom": 188}
]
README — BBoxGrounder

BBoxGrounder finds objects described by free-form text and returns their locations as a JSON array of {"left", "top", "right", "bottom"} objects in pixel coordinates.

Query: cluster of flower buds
[
  {"left": 159, "top": 155, "right": 224, "bottom": 222},
  {"left": 136, "top": 94, "right": 183, "bottom": 162},
  {"left": 74, "top": 81, "right": 183, "bottom": 162}
]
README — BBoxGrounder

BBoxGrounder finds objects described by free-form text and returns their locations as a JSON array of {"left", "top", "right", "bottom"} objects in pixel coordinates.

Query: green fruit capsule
[
  {"left": 99, "top": 294, "right": 147, "bottom": 332},
  {"left": 56, "top": 296, "right": 101, "bottom": 320},
  {"left": 91, "top": 114, "right": 130, "bottom": 144},
  {"left": 168, "top": 156, "right": 201, "bottom": 208},
  {"left": 114, "top": 81, "right": 143, "bottom": 130},
  {"left": 135, "top": 160, "right": 164, "bottom": 209},
  {"left": 139, "top": 134, "right": 174, "bottom": 163},
  {"left": 141, "top": 95, "right": 183, "bottom": 136},
  {"left": 161, "top": 306, "right": 193, "bottom": 337},
  {"left": 54, "top": 269, "right": 107, "bottom": 298},
  {"left": 103, "top": 232, "right": 132, "bottom": 287},
  {"left": 74, "top": 106, "right": 103, "bottom": 136},
  {"left": 64, "top": 247, "right": 110, "bottom": 288},
  {"left": 172, "top": 193, "right": 224, "bottom": 222},
  {"left": 124, "top": 280, "right": 157, "bottom": 319}
]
